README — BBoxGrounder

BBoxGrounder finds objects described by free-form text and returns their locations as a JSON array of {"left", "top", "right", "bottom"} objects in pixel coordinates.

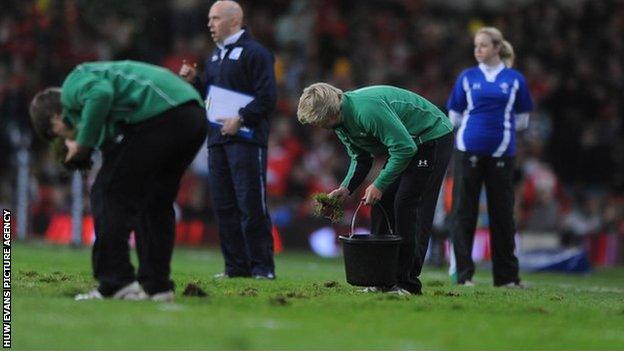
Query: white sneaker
[
  {"left": 74, "top": 289, "right": 103, "bottom": 301},
  {"left": 386, "top": 286, "right": 411, "bottom": 296},
  {"left": 75, "top": 281, "right": 148, "bottom": 301},
  {"left": 502, "top": 282, "right": 526, "bottom": 289},
  {"left": 253, "top": 273, "right": 275, "bottom": 280},
  {"left": 360, "top": 286, "right": 411, "bottom": 295},
  {"left": 385, "top": 285, "right": 412, "bottom": 296},
  {"left": 113, "top": 282, "right": 149, "bottom": 300},
  {"left": 459, "top": 280, "right": 475, "bottom": 287},
  {"left": 150, "top": 290, "right": 175, "bottom": 302}
]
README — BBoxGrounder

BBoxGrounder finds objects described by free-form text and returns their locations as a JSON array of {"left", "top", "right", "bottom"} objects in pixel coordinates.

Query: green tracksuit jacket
[
  {"left": 61, "top": 60, "right": 204, "bottom": 148},
  {"left": 335, "top": 85, "right": 453, "bottom": 192}
]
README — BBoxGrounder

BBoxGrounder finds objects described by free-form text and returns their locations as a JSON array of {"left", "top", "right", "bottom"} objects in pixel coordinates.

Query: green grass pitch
[{"left": 13, "top": 242, "right": 624, "bottom": 350}]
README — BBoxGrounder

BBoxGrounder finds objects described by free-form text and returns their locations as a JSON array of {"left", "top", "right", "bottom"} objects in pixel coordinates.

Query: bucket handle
[{"left": 350, "top": 201, "right": 393, "bottom": 238}]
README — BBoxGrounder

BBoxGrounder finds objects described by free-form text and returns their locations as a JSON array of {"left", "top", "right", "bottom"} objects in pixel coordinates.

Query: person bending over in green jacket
[
  {"left": 29, "top": 60, "right": 207, "bottom": 301},
  {"left": 297, "top": 83, "right": 454, "bottom": 295}
]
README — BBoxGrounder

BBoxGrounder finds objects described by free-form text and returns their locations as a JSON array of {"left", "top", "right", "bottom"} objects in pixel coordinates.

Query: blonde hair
[
  {"left": 297, "top": 83, "right": 343, "bottom": 125},
  {"left": 476, "top": 27, "right": 515, "bottom": 67}
]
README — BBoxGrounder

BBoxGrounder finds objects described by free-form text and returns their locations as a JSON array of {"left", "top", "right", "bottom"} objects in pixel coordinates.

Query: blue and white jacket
[
  {"left": 196, "top": 28, "right": 277, "bottom": 147},
  {"left": 446, "top": 63, "right": 533, "bottom": 157}
]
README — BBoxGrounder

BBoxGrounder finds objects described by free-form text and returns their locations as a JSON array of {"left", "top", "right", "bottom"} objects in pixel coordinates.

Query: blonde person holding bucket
[{"left": 297, "top": 83, "right": 453, "bottom": 295}]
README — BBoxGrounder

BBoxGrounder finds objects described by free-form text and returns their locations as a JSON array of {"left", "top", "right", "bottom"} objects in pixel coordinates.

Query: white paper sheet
[{"left": 206, "top": 85, "right": 254, "bottom": 124}]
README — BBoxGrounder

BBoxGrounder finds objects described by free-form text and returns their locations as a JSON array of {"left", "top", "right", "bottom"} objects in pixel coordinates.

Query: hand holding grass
[
  {"left": 313, "top": 192, "right": 345, "bottom": 223},
  {"left": 51, "top": 137, "right": 93, "bottom": 171},
  {"left": 328, "top": 187, "right": 349, "bottom": 201}
]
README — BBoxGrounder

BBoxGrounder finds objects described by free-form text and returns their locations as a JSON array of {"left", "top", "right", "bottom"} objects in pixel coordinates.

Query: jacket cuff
[{"left": 238, "top": 107, "right": 259, "bottom": 126}]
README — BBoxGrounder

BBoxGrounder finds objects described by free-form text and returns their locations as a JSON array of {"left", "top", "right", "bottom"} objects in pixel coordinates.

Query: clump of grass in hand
[
  {"left": 51, "top": 137, "right": 68, "bottom": 165},
  {"left": 312, "top": 193, "right": 344, "bottom": 223},
  {"left": 50, "top": 137, "right": 92, "bottom": 171}
]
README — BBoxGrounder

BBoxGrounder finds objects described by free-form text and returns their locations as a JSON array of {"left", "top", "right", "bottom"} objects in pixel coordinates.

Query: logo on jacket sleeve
[{"left": 417, "top": 159, "right": 429, "bottom": 168}]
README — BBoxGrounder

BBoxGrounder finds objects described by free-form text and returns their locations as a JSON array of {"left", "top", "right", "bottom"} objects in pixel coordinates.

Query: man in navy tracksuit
[{"left": 180, "top": 0, "right": 276, "bottom": 279}]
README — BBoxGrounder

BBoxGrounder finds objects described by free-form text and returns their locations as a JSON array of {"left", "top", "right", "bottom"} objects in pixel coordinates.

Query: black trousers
[
  {"left": 371, "top": 133, "right": 453, "bottom": 293},
  {"left": 207, "top": 143, "right": 274, "bottom": 277},
  {"left": 91, "top": 102, "right": 207, "bottom": 295},
  {"left": 450, "top": 150, "right": 520, "bottom": 286}
]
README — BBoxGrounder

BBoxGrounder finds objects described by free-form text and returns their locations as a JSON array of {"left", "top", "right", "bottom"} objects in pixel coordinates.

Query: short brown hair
[{"left": 29, "top": 87, "right": 62, "bottom": 141}]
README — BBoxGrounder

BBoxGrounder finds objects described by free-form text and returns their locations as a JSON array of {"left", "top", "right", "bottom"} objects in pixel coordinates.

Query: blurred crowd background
[{"left": 1, "top": 0, "right": 623, "bottom": 265}]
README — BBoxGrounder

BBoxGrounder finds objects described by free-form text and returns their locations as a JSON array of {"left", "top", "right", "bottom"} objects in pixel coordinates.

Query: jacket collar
[
  {"left": 217, "top": 27, "right": 251, "bottom": 50},
  {"left": 478, "top": 62, "right": 506, "bottom": 82}
]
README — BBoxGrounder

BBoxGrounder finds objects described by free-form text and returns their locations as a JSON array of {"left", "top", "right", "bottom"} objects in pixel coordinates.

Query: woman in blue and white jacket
[{"left": 447, "top": 27, "right": 533, "bottom": 287}]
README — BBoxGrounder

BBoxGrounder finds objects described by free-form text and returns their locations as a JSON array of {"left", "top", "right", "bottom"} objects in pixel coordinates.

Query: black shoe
[{"left": 396, "top": 281, "right": 422, "bottom": 295}]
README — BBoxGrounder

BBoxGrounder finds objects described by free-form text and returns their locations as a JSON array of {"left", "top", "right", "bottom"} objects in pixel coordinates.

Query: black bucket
[{"left": 338, "top": 202, "right": 402, "bottom": 287}]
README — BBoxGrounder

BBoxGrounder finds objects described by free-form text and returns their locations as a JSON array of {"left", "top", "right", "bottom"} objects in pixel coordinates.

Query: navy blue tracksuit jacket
[
  {"left": 196, "top": 30, "right": 277, "bottom": 147},
  {"left": 194, "top": 29, "right": 277, "bottom": 277}
]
